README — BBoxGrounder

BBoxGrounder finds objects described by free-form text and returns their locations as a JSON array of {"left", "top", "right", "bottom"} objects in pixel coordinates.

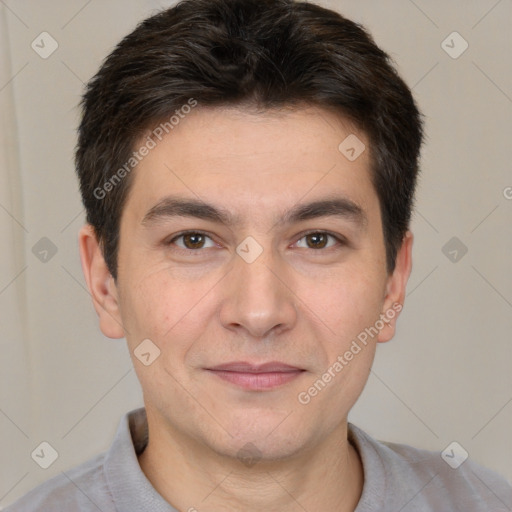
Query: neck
[{"left": 138, "top": 409, "right": 364, "bottom": 512}]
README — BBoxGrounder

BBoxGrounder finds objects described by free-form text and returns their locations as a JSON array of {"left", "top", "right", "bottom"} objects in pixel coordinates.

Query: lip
[
  {"left": 205, "top": 361, "right": 305, "bottom": 390},
  {"left": 208, "top": 361, "right": 303, "bottom": 373}
]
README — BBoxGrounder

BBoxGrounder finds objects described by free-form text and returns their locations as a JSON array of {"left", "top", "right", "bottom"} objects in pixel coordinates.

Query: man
[{"left": 6, "top": 0, "right": 511, "bottom": 510}]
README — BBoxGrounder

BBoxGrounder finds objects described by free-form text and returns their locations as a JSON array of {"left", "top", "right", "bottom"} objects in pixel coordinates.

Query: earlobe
[
  {"left": 78, "top": 224, "right": 125, "bottom": 339},
  {"left": 377, "top": 230, "right": 413, "bottom": 343}
]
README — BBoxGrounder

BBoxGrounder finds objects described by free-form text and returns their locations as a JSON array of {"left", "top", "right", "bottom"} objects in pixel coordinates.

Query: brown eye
[
  {"left": 168, "top": 231, "right": 216, "bottom": 251},
  {"left": 182, "top": 233, "right": 206, "bottom": 249},
  {"left": 295, "top": 231, "right": 343, "bottom": 250},
  {"left": 305, "top": 233, "right": 329, "bottom": 249}
]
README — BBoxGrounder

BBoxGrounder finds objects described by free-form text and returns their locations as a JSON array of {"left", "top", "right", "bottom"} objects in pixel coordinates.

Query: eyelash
[{"left": 165, "top": 230, "right": 347, "bottom": 255}]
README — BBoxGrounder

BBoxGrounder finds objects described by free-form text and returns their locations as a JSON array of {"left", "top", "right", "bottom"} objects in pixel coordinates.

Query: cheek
[
  {"left": 299, "top": 270, "right": 383, "bottom": 412},
  {"left": 302, "top": 264, "right": 385, "bottom": 343},
  {"left": 119, "top": 267, "right": 212, "bottom": 349}
]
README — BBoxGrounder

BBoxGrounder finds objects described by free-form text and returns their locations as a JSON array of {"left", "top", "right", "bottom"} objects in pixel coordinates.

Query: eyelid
[
  {"left": 165, "top": 230, "right": 218, "bottom": 251},
  {"left": 293, "top": 229, "right": 347, "bottom": 249}
]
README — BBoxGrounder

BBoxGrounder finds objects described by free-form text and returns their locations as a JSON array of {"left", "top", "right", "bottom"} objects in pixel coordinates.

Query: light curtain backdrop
[
  {"left": 0, "top": 2, "right": 31, "bottom": 501},
  {"left": 1, "top": 0, "right": 511, "bottom": 507}
]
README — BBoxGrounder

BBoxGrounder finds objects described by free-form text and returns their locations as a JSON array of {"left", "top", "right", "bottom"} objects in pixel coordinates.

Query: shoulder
[
  {"left": 3, "top": 452, "right": 115, "bottom": 512},
  {"left": 349, "top": 423, "right": 512, "bottom": 512}
]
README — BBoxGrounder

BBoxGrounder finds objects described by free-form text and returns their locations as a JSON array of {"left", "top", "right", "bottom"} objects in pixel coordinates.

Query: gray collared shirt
[{"left": 4, "top": 407, "right": 512, "bottom": 511}]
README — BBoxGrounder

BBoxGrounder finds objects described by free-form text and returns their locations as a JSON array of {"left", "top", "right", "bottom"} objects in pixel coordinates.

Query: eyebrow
[{"left": 141, "top": 195, "right": 367, "bottom": 230}]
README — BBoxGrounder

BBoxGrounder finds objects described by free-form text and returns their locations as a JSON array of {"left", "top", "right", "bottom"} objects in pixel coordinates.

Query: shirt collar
[
  {"left": 103, "top": 407, "right": 178, "bottom": 511},
  {"left": 348, "top": 422, "right": 386, "bottom": 511}
]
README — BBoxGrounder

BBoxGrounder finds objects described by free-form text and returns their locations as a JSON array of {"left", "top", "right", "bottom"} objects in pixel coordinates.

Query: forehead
[{"left": 124, "top": 105, "right": 378, "bottom": 226}]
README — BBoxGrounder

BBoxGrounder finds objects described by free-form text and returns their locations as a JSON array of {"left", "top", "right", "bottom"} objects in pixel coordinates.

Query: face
[{"left": 80, "top": 105, "right": 412, "bottom": 461}]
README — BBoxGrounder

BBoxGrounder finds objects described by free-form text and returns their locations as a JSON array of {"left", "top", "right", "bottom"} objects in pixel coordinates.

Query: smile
[
  {"left": 206, "top": 369, "right": 305, "bottom": 390},
  {"left": 205, "top": 361, "right": 306, "bottom": 390}
]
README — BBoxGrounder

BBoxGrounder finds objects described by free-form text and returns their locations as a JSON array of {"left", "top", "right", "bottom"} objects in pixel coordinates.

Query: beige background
[{"left": 1, "top": 0, "right": 511, "bottom": 507}]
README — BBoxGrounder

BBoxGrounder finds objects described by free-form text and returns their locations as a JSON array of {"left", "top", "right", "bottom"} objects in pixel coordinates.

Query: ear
[
  {"left": 78, "top": 224, "right": 125, "bottom": 339},
  {"left": 377, "top": 230, "right": 413, "bottom": 343}
]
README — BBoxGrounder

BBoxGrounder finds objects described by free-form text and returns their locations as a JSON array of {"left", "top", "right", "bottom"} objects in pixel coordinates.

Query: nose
[{"left": 218, "top": 242, "right": 298, "bottom": 340}]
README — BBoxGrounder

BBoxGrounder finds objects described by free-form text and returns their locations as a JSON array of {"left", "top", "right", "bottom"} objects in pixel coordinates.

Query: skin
[{"left": 79, "top": 105, "right": 413, "bottom": 512}]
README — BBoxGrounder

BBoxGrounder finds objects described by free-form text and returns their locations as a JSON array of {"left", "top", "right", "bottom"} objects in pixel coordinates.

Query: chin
[
  {"left": 205, "top": 412, "right": 312, "bottom": 462},
  {"left": 213, "top": 434, "right": 307, "bottom": 464}
]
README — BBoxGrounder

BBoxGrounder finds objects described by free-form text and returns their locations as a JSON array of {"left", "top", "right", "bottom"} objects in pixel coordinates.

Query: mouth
[{"left": 205, "top": 361, "right": 306, "bottom": 391}]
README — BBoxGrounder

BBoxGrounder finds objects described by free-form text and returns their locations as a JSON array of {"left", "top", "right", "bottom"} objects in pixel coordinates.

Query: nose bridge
[{"left": 219, "top": 237, "right": 297, "bottom": 338}]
